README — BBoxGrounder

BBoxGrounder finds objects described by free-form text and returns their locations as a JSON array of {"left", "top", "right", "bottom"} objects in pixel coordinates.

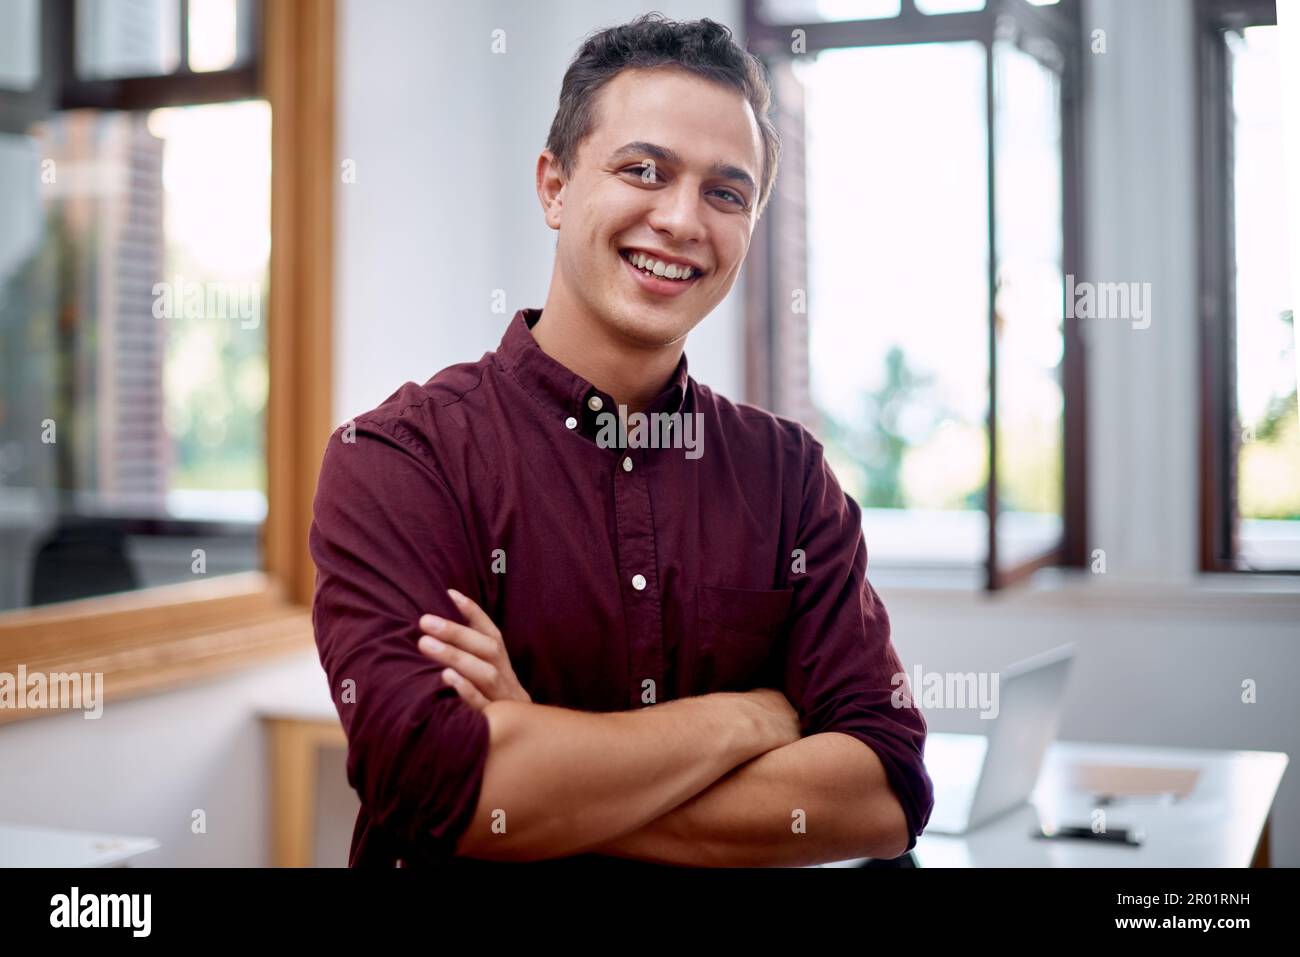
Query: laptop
[{"left": 924, "top": 643, "right": 1076, "bottom": 835}]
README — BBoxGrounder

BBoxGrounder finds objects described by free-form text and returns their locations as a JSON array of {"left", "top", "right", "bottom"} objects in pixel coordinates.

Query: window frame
[
  {"left": 1196, "top": 0, "right": 1298, "bottom": 575},
  {"left": 58, "top": 0, "right": 261, "bottom": 109},
  {"left": 0, "top": 0, "right": 335, "bottom": 722},
  {"left": 742, "top": 0, "right": 1088, "bottom": 590}
]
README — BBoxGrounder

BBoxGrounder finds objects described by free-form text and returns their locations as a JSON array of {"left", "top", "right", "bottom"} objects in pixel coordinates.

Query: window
[
  {"left": 74, "top": 0, "right": 255, "bottom": 80},
  {"left": 0, "top": 0, "right": 265, "bottom": 611},
  {"left": 744, "top": 0, "right": 1086, "bottom": 589},
  {"left": 0, "top": 0, "right": 334, "bottom": 716},
  {"left": 1198, "top": 0, "right": 1300, "bottom": 573}
]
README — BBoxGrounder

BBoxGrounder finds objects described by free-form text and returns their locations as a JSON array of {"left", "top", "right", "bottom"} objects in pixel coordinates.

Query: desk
[
  {"left": 827, "top": 733, "right": 1287, "bottom": 868},
  {"left": 0, "top": 824, "right": 158, "bottom": 867},
  {"left": 261, "top": 705, "right": 347, "bottom": 868}
]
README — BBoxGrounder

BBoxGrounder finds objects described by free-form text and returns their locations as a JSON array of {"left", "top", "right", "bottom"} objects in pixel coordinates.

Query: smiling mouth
[{"left": 619, "top": 248, "right": 704, "bottom": 281}]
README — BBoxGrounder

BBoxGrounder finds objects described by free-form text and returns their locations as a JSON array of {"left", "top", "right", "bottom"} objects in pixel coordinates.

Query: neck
[{"left": 532, "top": 286, "right": 682, "bottom": 416}]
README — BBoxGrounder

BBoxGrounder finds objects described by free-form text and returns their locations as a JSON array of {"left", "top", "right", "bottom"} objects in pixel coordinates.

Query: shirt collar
[{"left": 496, "top": 308, "right": 690, "bottom": 434}]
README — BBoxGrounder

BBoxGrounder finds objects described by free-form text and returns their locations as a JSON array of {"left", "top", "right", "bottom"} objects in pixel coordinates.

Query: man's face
[{"left": 540, "top": 66, "right": 765, "bottom": 348}]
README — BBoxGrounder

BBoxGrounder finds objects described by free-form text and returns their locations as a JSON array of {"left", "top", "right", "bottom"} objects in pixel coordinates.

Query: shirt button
[
  {"left": 564, "top": 416, "right": 577, "bottom": 430},
  {"left": 587, "top": 395, "right": 604, "bottom": 412},
  {"left": 622, "top": 456, "right": 633, "bottom": 472},
  {"left": 631, "top": 574, "right": 646, "bottom": 591}
]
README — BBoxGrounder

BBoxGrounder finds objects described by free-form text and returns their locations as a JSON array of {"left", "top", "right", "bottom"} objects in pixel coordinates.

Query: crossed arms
[
  {"left": 308, "top": 423, "right": 927, "bottom": 867},
  {"left": 418, "top": 590, "right": 911, "bottom": 866}
]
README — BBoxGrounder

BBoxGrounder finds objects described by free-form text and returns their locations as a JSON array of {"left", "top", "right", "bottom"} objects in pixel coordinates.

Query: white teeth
[{"left": 623, "top": 250, "right": 696, "bottom": 281}]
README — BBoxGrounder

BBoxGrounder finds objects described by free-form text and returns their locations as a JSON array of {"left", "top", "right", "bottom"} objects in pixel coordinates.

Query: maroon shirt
[{"left": 309, "top": 308, "right": 932, "bottom": 867}]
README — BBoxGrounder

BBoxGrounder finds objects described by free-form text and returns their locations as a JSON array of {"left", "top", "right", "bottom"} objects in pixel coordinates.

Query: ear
[{"left": 536, "top": 149, "right": 565, "bottom": 230}]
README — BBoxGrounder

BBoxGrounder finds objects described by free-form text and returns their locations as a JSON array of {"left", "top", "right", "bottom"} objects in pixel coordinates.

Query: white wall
[{"left": 1, "top": 0, "right": 1295, "bottom": 868}]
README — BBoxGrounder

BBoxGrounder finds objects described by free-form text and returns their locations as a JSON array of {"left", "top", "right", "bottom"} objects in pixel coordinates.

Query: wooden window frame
[
  {"left": 742, "top": 0, "right": 1088, "bottom": 591},
  {"left": 0, "top": 0, "right": 335, "bottom": 723},
  {"left": 1196, "top": 0, "right": 1298, "bottom": 574}
]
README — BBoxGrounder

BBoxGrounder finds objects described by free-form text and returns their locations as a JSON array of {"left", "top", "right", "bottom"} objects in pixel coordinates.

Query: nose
[{"left": 645, "top": 180, "right": 707, "bottom": 247}]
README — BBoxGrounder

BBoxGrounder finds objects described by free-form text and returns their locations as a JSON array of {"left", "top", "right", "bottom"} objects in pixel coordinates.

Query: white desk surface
[
  {"left": 0, "top": 824, "right": 159, "bottom": 868},
  {"left": 828, "top": 732, "right": 1288, "bottom": 868}
]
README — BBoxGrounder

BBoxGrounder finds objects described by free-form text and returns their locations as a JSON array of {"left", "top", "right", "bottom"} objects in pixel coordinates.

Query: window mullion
[
  {"left": 984, "top": 36, "right": 1001, "bottom": 591},
  {"left": 179, "top": 0, "right": 191, "bottom": 74}
]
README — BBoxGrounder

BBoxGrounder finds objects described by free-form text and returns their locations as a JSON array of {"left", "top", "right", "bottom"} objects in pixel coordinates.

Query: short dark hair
[{"left": 544, "top": 13, "right": 781, "bottom": 219}]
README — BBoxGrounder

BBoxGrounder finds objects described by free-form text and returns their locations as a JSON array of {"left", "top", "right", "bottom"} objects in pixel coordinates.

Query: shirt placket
[
  {"left": 611, "top": 444, "right": 664, "bottom": 710},
  {"left": 576, "top": 384, "right": 669, "bottom": 711}
]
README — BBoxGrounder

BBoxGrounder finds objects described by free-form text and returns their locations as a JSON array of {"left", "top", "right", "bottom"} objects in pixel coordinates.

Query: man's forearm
[
  {"left": 454, "top": 691, "right": 795, "bottom": 862},
  {"left": 587, "top": 732, "right": 911, "bottom": 866}
]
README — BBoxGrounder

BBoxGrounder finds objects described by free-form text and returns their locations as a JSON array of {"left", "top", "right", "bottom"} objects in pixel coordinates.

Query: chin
[{"left": 605, "top": 307, "right": 697, "bottom": 347}]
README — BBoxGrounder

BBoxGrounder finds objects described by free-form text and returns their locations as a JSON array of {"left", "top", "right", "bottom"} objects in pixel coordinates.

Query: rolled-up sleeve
[
  {"left": 781, "top": 435, "right": 933, "bottom": 852},
  {"left": 309, "top": 417, "right": 490, "bottom": 860}
]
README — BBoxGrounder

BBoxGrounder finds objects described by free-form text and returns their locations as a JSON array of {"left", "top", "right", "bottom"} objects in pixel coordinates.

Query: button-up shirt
[{"left": 309, "top": 308, "right": 933, "bottom": 867}]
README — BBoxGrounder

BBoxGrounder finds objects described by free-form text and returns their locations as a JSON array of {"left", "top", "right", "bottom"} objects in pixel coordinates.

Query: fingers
[
  {"left": 419, "top": 614, "right": 496, "bottom": 660},
  {"left": 441, "top": 668, "right": 490, "bottom": 711},
  {"left": 416, "top": 591, "right": 529, "bottom": 707},
  {"left": 448, "top": 589, "right": 502, "bottom": 641},
  {"left": 418, "top": 634, "right": 499, "bottom": 693}
]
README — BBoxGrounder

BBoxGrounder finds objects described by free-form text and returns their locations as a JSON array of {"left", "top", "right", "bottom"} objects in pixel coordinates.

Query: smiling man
[{"left": 310, "top": 14, "right": 932, "bottom": 868}]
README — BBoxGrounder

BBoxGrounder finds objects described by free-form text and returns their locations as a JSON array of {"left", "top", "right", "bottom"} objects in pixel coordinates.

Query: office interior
[{"left": 0, "top": 0, "right": 1295, "bottom": 868}]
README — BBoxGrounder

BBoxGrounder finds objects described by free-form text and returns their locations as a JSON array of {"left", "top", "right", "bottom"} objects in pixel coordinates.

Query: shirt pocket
[{"left": 689, "top": 583, "right": 794, "bottom": 693}]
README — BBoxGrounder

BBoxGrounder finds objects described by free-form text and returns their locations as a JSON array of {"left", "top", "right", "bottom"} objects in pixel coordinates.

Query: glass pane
[
  {"left": 0, "top": 0, "right": 41, "bottom": 90},
  {"left": 76, "top": 0, "right": 181, "bottom": 80},
  {"left": 992, "top": 40, "right": 1065, "bottom": 569},
  {"left": 188, "top": 0, "right": 253, "bottom": 73},
  {"left": 0, "top": 100, "right": 270, "bottom": 610},
  {"left": 758, "top": 0, "right": 902, "bottom": 22},
  {"left": 802, "top": 42, "right": 989, "bottom": 567},
  {"left": 0, "top": 132, "right": 56, "bottom": 615},
  {"left": 1228, "top": 26, "right": 1300, "bottom": 570},
  {"left": 916, "top": 0, "right": 985, "bottom": 14}
]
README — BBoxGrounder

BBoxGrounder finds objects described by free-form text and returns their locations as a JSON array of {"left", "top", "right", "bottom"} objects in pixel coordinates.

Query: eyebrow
[{"left": 608, "top": 141, "right": 757, "bottom": 197}]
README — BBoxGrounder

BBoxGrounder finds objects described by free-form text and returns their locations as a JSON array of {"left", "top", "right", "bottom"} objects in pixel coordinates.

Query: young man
[{"left": 310, "top": 14, "right": 932, "bottom": 868}]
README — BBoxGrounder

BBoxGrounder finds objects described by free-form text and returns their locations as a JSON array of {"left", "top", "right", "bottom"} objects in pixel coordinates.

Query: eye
[
  {"left": 710, "top": 187, "right": 746, "bottom": 207},
  {"left": 622, "top": 162, "right": 661, "bottom": 182}
]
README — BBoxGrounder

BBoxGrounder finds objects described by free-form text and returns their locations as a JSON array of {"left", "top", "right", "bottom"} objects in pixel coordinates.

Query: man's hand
[{"left": 417, "top": 589, "right": 531, "bottom": 710}]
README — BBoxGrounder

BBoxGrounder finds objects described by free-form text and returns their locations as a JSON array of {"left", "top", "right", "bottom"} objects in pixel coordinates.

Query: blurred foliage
[
  {"left": 823, "top": 346, "right": 932, "bottom": 509},
  {"left": 163, "top": 246, "right": 266, "bottom": 492},
  {"left": 820, "top": 343, "right": 1068, "bottom": 516},
  {"left": 1239, "top": 308, "right": 1299, "bottom": 521}
]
